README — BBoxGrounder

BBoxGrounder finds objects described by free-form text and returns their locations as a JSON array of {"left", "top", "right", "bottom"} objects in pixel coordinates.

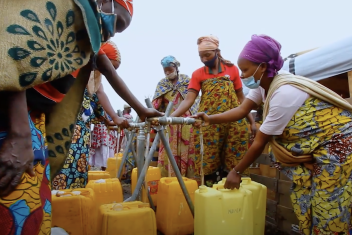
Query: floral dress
[{"left": 52, "top": 89, "right": 104, "bottom": 189}]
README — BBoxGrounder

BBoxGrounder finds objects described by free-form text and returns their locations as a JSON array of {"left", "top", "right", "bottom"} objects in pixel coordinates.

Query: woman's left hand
[
  {"left": 224, "top": 169, "right": 242, "bottom": 190},
  {"left": 250, "top": 123, "right": 257, "bottom": 140},
  {"left": 113, "top": 117, "right": 130, "bottom": 129}
]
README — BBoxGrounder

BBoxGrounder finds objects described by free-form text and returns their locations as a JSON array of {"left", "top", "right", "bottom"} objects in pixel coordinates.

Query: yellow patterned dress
[
  {"left": 196, "top": 77, "right": 249, "bottom": 185},
  {"left": 273, "top": 97, "right": 352, "bottom": 235},
  {"left": 0, "top": 112, "right": 51, "bottom": 235}
]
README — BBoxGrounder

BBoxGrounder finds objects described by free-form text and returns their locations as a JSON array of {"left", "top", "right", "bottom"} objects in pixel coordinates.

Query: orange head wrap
[
  {"left": 114, "top": 0, "right": 133, "bottom": 16},
  {"left": 98, "top": 40, "right": 121, "bottom": 64},
  {"left": 197, "top": 35, "right": 219, "bottom": 52},
  {"left": 197, "top": 34, "right": 233, "bottom": 66}
]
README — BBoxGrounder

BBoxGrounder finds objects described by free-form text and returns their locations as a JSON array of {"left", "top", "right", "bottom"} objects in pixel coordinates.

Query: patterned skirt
[{"left": 0, "top": 111, "right": 51, "bottom": 235}]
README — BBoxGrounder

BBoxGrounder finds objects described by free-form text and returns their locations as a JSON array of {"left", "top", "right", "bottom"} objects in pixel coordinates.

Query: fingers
[
  {"left": 0, "top": 172, "right": 24, "bottom": 197},
  {"left": 0, "top": 173, "right": 13, "bottom": 197},
  {"left": 25, "top": 162, "right": 36, "bottom": 177},
  {"left": 122, "top": 120, "right": 129, "bottom": 129}
]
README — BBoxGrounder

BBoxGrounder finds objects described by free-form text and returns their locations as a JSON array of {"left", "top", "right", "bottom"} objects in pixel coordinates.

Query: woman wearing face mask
[
  {"left": 193, "top": 34, "right": 352, "bottom": 235},
  {"left": 171, "top": 36, "right": 256, "bottom": 186},
  {"left": 151, "top": 56, "right": 200, "bottom": 178}
]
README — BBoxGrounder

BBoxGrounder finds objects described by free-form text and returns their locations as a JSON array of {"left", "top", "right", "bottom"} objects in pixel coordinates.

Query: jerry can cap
[{"left": 199, "top": 185, "right": 208, "bottom": 193}]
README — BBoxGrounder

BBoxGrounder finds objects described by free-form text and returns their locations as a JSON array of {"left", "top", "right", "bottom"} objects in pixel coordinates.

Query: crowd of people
[{"left": 1, "top": 0, "right": 352, "bottom": 234}]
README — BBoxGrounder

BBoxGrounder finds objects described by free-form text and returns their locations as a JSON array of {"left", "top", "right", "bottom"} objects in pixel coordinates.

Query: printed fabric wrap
[
  {"left": 152, "top": 74, "right": 199, "bottom": 178},
  {"left": 52, "top": 89, "right": 104, "bottom": 189},
  {"left": 272, "top": 97, "right": 352, "bottom": 235},
  {"left": 0, "top": 112, "right": 51, "bottom": 235},
  {"left": 195, "top": 76, "right": 249, "bottom": 178}
]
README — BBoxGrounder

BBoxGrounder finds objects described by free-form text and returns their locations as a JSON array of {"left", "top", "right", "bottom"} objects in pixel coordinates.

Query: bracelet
[{"left": 233, "top": 168, "right": 241, "bottom": 175}]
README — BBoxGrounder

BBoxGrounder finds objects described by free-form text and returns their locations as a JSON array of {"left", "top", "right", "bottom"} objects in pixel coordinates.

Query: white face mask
[{"left": 166, "top": 70, "right": 177, "bottom": 80}]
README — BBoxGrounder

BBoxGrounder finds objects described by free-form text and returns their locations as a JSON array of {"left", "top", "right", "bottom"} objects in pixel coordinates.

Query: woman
[
  {"left": 119, "top": 104, "right": 134, "bottom": 152},
  {"left": 194, "top": 34, "right": 352, "bottom": 235},
  {"left": 152, "top": 55, "right": 200, "bottom": 178},
  {"left": 0, "top": 2, "right": 161, "bottom": 232},
  {"left": 171, "top": 35, "right": 256, "bottom": 186},
  {"left": 52, "top": 41, "right": 137, "bottom": 189},
  {"left": 89, "top": 112, "right": 120, "bottom": 172},
  {"left": 89, "top": 43, "right": 123, "bottom": 172}
]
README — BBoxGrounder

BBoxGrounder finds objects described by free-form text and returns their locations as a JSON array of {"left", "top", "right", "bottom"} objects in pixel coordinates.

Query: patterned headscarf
[
  {"left": 161, "top": 55, "right": 180, "bottom": 68},
  {"left": 197, "top": 35, "right": 233, "bottom": 66},
  {"left": 239, "top": 34, "right": 284, "bottom": 77},
  {"left": 114, "top": 0, "right": 133, "bottom": 16},
  {"left": 98, "top": 40, "right": 121, "bottom": 64}
]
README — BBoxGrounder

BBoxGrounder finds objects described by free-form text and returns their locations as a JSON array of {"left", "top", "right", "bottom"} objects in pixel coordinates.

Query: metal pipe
[
  {"left": 125, "top": 130, "right": 160, "bottom": 202},
  {"left": 136, "top": 127, "right": 146, "bottom": 178},
  {"left": 144, "top": 184, "right": 156, "bottom": 211},
  {"left": 117, "top": 131, "right": 135, "bottom": 179},
  {"left": 148, "top": 116, "right": 197, "bottom": 125},
  {"left": 145, "top": 98, "right": 153, "bottom": 109},
  {"left": 158, "top": 130, "right": 194, "bottom": 216}
]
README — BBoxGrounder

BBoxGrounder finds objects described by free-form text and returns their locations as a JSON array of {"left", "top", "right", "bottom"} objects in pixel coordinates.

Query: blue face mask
[
  {"left": 242, "top": 63, "right": 264, "bottom": 89},
  {"left": 203, "top": 53, "right": 218, "bottom": 68},
  {"left": 100, "top": 1, "right": 117, "bottom": 42}
]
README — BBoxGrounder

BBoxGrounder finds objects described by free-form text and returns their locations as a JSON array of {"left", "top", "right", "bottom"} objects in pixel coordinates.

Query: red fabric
[
  {"left": 91, "top": 124, "right": 117, "bottom": 150},
  {"left": 98, "top": 41, "right": 121, "bottom": 63},
  {"left": 114, "top": 0, "right": 133, "bottom": 16},
  {"left": 0, "top": 203, "right": 15, "bottom": 235},
  {"left": 33, "top": 69, "right": 80, "bottom": 103},
  {"left": 33, "top": 83, "right": 66, "bottom": 103},
  {"left": 188, "top": 63, "right": 242, "bottom": 92},
  {"left": 22, "top": 207, "right": 42, "bottom": 235}
]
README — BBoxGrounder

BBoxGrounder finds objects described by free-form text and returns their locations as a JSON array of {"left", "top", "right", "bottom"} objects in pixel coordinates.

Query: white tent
[{"left": 282, "top": 35, "right": 352, "bottom": 82}]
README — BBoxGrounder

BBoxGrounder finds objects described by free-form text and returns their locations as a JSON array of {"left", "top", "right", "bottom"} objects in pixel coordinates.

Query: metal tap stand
[{"left": 122, "top": 98, "right": 196, "bottom": 216}]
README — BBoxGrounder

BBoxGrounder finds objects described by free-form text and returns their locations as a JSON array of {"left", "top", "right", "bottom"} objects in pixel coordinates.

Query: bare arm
[
  {"left": 170, "top": 90, "right": 198, "bottom": 117},
  {"left": 224, "top": 131, "right": 271, "bottom": 189},
  {"left": 96, "top": 84, "right": 118, "bottom": 121},
  {"left": 236, "top": 89, "right": 257, "bottom": 138},
  {"left": 236, "top": 89, "right": 255, "bottom": 125},
  {"left": 0, "top": 91, "right": 35, "bottom": 197},
  {"left": 208, "top": 98, "right": 257, "bottom": 124},
  {"left": 95, "top": 84, "right": 129, "bottom": 128},
  {"left": 96, "top": 54, "right": 162, "bottom": 120}
]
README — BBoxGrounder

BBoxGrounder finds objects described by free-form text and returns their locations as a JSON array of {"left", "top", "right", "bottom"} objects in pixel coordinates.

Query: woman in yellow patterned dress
[
  {"left": 152, "top": 56, "right": 200, "bottom": 178},
  {"left": 172, "top": 35, "right": 256, "bottom": 186},
  {"left": 194, "top": 34, "right": 352, "bottom": 235}
]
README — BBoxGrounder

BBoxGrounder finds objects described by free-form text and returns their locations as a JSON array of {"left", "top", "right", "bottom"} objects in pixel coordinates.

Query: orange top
[
  {"left": 33, "top": 69, "right": 80, "bottom": 103},
  {"left": 188, "top": 62, "right": 242, "bottom": 92}
]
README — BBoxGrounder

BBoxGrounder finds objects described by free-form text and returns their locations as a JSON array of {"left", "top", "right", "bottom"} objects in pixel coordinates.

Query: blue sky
[{"left": 103, "top": 0, "right": 352, "bottom": 117}]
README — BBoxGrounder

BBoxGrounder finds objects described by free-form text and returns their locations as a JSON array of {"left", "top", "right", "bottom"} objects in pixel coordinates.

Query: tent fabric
[{"left": 282, "top": 35, "right": 352, "bottom": 82}]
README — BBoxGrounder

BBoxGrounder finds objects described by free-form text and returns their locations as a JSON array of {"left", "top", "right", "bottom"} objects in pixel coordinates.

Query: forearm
[
  {"left": 209, "top": 107, "right": 248, "bottom": 124},
  {"left": 246, "top": 112, "right": 255, "bottom": 125},
  {"left": 171, "top": 91, "right": 197, "bottom": 117},
  {"left": 97, "top": 56, "right": 145, "bottom": 115},
  {"left": 171, "top": 99, "right": 192, "bottom": 117},
  {"left": 106, "top": 73, "right": 144, "bottom": 114},
  {"left": 8, "top": 91, "right": 31, "bottom": 137},
  {"left": 236, "top": 89, "right": 254, "bottom": 125},
  {"left": 234, "top": 132, "right": 270, "bottom": 173},
  {"left": 96, "top": 86, "right": 119, "bottom": 122}
]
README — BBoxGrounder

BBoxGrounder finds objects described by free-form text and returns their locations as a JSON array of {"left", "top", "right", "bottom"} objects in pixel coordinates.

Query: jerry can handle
[{"left": 241, "top": 177, "right": 251, "bottom": 185}]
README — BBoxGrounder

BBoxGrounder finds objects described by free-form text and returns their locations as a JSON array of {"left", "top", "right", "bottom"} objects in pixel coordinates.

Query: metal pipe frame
[{"left": 124, "top": 99, "right": 195, "bottom": 216}]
